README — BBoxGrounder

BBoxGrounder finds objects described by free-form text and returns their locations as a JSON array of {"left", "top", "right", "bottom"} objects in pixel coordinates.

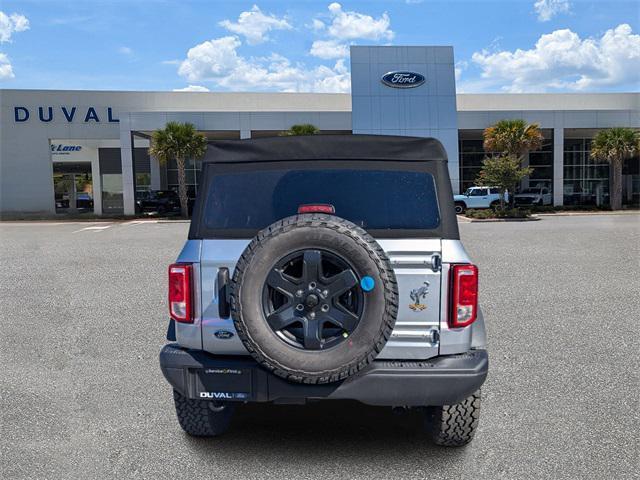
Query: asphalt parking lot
[{"left": 1, "top": 214, "right": 638, "bottom": 479}]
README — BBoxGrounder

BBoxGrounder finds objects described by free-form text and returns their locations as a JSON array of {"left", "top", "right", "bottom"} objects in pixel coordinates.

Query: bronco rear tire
[
  {"left": 424, "top": 390, "right": 481, "bottom": 447},
  {"left": 230, "top": 213, "right": 398, "bottom": 384},
  {"left": 173, "top": 390, "right": 235, "bottom": 437}
]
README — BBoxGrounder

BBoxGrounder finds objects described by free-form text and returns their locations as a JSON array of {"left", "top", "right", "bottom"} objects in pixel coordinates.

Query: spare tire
[{"left": 230, "top": 213, "right": 398, "bottom": 384}]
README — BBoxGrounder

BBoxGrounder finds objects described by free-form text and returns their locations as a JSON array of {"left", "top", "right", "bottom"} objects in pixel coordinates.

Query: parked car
[
  {"left": 454, "top": 186, "right": 507, "bottom": 213},
  {"left": 54, "top": 193, "right": 68, "bottom": 209},
  {"left": 159, "top": 135, "right": 488, "bottom": 446},
  {"left": 514, "top": 186, "right": 552, "bottom": 206},
  {"left": 76, "top": 192, "right": 94, "bottom": 210},
  {"left": 137, "top": 190, "right": 181, "bottom": 215},
  {"left": 54, "top": 192, "right": 93, "bottom": 210}
]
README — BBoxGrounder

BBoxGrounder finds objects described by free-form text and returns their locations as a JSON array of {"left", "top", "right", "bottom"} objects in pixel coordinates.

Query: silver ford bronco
[{"left": 160, "top": 135, "right": 488, "bottom": 446}]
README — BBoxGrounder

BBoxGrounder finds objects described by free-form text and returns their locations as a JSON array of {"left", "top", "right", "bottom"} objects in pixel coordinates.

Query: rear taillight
[
  {"left": 169, "top": 263, "right": 193, "bottom": 323},
  {"left": 449, "top": 264, "right": 478, "bottom": 328}
]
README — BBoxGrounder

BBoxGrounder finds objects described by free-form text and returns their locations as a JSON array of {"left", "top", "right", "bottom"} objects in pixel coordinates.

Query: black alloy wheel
[{"left": 262, "top": 249, "right": 364, "bottom": 350}]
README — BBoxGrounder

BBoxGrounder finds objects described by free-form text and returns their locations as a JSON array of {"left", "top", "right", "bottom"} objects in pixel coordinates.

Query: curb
[
  {"left": 535, "top": 211, "right": 640, "bottom": 217},
  {"left": 464, "top": 216, "right": 541, "bottom": 223},
  {"left": 0, "top": 216, "right": 190, "bottom": 223}
]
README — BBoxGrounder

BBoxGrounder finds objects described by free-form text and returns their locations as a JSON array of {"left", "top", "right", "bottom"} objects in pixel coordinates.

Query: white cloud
[
  {"left": 177, "top": 35, "right": 350, "bottom": 92},
  {"left": 219, "top": 5, "right": 291, "bottom": 45},
  {"left": 118, "top": 46, "right": 133, "bottom": 56},
  {"left": 471, "top": 24, "right": 640, "bottom": 92},
  {"left": 308, "top": 3, "right": 393, "bottom": 59},
  {"left": 0, "top": 52, "right": 14, "bottom": 79},
  {"left": 310, "top": 18, "right": 325, "bottom": 31},
  {"left": 533, "top": 0, "right": 570, "bottom": 22},
  {"left": 178, "top": 36, "right": 244, "bottom": 81},
  {"left": 0, "top": 11, "right": 29, "bottom": 43},
  {"left": 405, "top": 0, "right": 424, "bottom": 4},
  {"left": 325, "top": 3, "right": 393, "bottom": 41},
  {"left": 173, "top": 85, "right": 210, "bottom": 92},
  {"left": 310, "top": 39, "right": 349, "bottom": 59}
]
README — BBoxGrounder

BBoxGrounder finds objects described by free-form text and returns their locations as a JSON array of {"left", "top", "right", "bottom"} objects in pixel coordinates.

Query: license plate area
[{"left": 191, "top": 367, "right": 252, "bottom": 401}]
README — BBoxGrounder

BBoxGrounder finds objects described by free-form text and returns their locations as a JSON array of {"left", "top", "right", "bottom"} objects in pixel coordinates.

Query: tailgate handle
[
  {"left": 217, "top": 267, "right": 231, "bottom": 319},
  {"left": 430, "top": 254, "right": 442, "bottom": 272},
  {"left": 390, "top": 254, "right": 441, "bottom": 272}
]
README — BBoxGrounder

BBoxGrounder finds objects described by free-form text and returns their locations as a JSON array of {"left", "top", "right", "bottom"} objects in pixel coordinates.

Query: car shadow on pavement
[{"left": 183, "top": 401, "right": 464, "bottom": 459}]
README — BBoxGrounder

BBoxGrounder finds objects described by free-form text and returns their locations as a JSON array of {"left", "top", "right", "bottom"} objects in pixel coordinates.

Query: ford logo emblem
[
  {"left": 214, "top": 330, "right": 235, "bottom": 340},
  {"left": 381, "top": 71, "right": 426, "bottom": 88}
]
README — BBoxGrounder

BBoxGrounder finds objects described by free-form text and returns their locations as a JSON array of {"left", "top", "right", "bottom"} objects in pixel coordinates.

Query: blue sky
[{"left": 0, "top": 0, "right": 638, "bottom": 93}]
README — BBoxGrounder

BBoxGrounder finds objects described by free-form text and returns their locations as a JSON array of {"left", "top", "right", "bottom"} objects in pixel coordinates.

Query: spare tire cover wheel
[{"left": 230, "top": 214, "right": 399, "bottom": 384}]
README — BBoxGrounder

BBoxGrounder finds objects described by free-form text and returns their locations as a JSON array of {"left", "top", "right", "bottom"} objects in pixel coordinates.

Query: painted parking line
[
  {"left": 72, "top": 225, "right": 113, "bottom": 233},
  {"left": 122, "top": 220, "right": 160, "bottom": 226}
]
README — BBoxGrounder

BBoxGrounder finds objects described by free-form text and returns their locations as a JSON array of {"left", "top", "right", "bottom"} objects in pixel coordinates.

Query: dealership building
[{"left": 1, "top": 46, "right": 638, "bottom": 216}]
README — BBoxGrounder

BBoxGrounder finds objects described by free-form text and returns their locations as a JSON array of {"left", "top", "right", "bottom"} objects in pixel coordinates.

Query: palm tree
[
  {"left": 149, "top": 122, "right": 208, "bottom": 218},
  {"left": 483, "top": 119, "right": 544, "bottom": 207},
  {"left": 483, "top": 119, "right": 544, "bottom": 160},
  {"left": 590, "top": 127, "right": 640, "bottom": 210},
  {"left": 281, "top": 124, "right": 319, "bottom": 136}
]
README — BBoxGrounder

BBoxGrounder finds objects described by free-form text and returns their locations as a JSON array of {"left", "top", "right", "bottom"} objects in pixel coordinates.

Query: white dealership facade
[{"left": 1, "top": 46, "right": 638, "bottom": 216}]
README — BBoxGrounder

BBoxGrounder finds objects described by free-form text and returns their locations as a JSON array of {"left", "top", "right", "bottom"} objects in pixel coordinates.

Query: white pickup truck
[
  {"left": 453, "top": 186, "right": 507, "bottom": 214},
  {"left": 514, "top": 186, "right": 552, "bottom": 206}
]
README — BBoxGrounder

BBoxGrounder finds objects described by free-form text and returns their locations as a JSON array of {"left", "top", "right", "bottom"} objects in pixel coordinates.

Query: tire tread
[
  {"left": 426, "top": 390, "right": 481, "bottom": 447},
  {"left": 173, "top": 390, "right": 234, "bottom": 437}
]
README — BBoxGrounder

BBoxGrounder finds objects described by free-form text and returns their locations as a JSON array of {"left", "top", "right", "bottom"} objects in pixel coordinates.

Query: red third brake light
[
  {"left": 297, "top": 204, "right": 335, "bottom": 214},
  {"left": 168, "top": 263, "right": 193, "bottom": 323},
  {"left": 449, "top": 264, "right": 478, "bottom": 328}
]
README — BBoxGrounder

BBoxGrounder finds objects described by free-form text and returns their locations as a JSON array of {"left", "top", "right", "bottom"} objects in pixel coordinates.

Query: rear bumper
[{"left": 159, "top": 344, "right": 488, "bottom": 407}]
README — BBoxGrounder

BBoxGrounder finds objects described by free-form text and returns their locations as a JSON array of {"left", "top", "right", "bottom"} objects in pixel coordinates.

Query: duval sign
[
  {"left": 381, "top": 71, "right": 426, "bottom": 88},
  {"left": 14, "top": 106, "right": 119, "bottom": 123}
]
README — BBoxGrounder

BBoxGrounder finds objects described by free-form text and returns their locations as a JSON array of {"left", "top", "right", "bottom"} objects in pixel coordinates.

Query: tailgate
[{"left": 376, "top": 239, "right": 442, "bottom": 360}]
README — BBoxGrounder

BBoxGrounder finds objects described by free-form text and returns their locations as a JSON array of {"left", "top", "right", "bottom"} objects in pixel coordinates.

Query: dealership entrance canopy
[{"left": 1, "top": 46, "right": 638, "bottom": 216}]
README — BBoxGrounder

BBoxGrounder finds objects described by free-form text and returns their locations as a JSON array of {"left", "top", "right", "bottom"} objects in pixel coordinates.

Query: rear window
[{"left": 201, "top": 168, "right": 440, "bottom": 232}]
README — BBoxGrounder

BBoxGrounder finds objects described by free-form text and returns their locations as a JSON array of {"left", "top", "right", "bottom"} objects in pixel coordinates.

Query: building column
[
  {"left": 91, "top": 151, "right": 102, "bottom": 215},
  {"left": 120, "top": 116, "right": 136, "bottom": 215},
  {"left": 553, "top": 127, "right": 564, "bottom": 206},
  {"left": 150, "top": 155, "right": 161, "bottom": 190},
  {"left": 240, "top": 129, "right": 251, "bottom": 139}
]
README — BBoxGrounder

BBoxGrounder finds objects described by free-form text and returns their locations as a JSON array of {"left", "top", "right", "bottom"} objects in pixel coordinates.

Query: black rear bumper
[{"left": 159, "top": 344, "right": 488, "bottom": 407}]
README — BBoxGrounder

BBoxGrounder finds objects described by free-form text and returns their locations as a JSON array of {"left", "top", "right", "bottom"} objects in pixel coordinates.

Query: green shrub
[
  {"left": 530, "top": 205, "right": 556, "bottom": 213},
  {"left": 465, "top": 209, "right": 497, "bottom": 219},
  {"left": 496, "top": 208, "right": 531, "bottom": 218},
  {"left": 464, "top": 208, "right": 531, "bottom": 219}
]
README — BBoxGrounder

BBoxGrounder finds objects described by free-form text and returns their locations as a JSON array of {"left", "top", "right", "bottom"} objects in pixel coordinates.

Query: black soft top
[
  {"left": 190, "top": 134, "right": 459, "bottom": 240},
  {"left": 204, "top": 134, "right": 448, "bottom": 163}
]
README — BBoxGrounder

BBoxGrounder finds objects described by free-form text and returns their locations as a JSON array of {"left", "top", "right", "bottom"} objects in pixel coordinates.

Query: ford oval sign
[
  {"left": 381, "top": 71, "right": 425, "bottom": 88},
  {"left": 214, "top": 330, "right": 235, "bottom": 340}
]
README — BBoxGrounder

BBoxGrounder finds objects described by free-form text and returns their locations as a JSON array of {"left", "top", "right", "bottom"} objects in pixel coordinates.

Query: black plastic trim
[
  {"left": 159, "top": 344, "right": 488, "bottom": 407},
  {"left": 217, "top": 267, "right": 230, "bottom": 319},
  {"left": 166, "top": 319, "right": 176, "bottom": 341}
]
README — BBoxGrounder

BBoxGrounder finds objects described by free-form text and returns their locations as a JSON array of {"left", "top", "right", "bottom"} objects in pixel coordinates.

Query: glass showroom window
[
  {"left": 134, "top": 148, "right": 151, "bottom": 192},
  {"left": 460, "top": 132, "right": 554, "bottom": 194},
  {"left": 528, "top": 134, "right": 553, "bottom": 192},
  {"left": 166, "top": 157, "right": 201, "bottom": 200},
  {"left": 564, "top": 138, "right": 610, "bottom": 206},
  {"left": 459, "top": 138, "right": 485, "bottom": 192}
]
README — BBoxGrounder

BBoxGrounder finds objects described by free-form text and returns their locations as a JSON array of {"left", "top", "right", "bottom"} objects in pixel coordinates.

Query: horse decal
[{"left": 409, "top": 282, "right": 430, "bottom": 311}]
